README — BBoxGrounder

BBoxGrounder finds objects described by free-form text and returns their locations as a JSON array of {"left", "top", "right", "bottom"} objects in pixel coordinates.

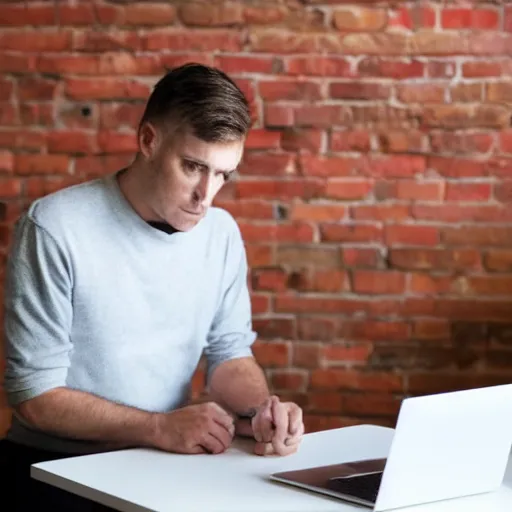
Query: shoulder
[{"left": 24, "top": 177, "right": 109, "bottom": 236}]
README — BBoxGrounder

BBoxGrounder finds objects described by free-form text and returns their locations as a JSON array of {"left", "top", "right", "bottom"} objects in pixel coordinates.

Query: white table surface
[{"left": 31, "top": 424, "right": 512, "bottom": 512}]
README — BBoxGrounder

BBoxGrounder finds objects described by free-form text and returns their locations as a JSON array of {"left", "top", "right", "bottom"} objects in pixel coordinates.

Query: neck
[{"left": 117, "top": 161, "right": 164, "bottom": 223}]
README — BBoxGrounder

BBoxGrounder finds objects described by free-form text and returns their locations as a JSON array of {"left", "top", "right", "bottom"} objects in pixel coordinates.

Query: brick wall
[{"left": 1, "top": 0, "right": 512, "bottom": 437}]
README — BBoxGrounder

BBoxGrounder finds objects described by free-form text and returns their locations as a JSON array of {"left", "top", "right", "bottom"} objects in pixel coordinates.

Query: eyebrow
[{"left": 181, "top": 155, "right": 237, "bottom": 174}]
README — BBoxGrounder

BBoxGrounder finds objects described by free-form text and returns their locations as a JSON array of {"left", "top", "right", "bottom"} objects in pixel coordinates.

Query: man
[{"left": 1, "top": 63, "right": 304, "bottom": 511}]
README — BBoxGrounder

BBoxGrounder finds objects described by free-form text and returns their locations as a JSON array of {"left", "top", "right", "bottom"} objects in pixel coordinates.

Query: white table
[{"left": 31, "top": 424, "right": 512, "bottom": 512}]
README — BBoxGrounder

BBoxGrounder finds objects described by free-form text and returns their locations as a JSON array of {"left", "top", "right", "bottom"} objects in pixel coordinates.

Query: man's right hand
[{"left": 152, "top": 402, "right": 235, "bottom": 455}]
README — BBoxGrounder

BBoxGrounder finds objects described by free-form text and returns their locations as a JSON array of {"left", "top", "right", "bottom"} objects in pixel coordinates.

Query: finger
[
  {"left": 208, "top": 403, "right": 236, "bottom": 432},
  {"left": 254, "top": 441, "right": 274, "bottom": 456},
  {"left": 201, "top": 432, "right": 228, "bottom": 455},
  {"left": 271, "top": 398, "right": 288, "bottom": 446},
  {"left": 288, "top": 405, "right": 303, "bottom": 436},
  {"left": 189, "top": 444, "right": 208, "bottom": 455},
  {"left": 253, "top": 398, "right": 273, "bottom": 443},
  {"left": 285, "top": 421, "right": 305, "bottom": 446},
  {"left": 210, "top": 421, "right": 235, "bottom": 451}
]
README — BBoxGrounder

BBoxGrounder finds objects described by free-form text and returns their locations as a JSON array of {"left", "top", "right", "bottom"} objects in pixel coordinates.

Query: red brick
[
  {"left": 249, "top": 30, "right": 318, "bottom": 53},
  {"left": 0, "top": 151, "right": 13, "bottom": 173},
  {"left": 325, "top": 179, "right": 373, "bottom": 200},
  {"left": 215, "top": 56, "right": 276, "bottom": 74},
  {"left": 19, "top": 103, "right": 54, "bottom": 126},
  {"left": 310, "top": 369, "right": 403, "bottom": 393},
  {"left": 0, "top": 4, "right": 55, "bottom": 25},
  {"left": 243, "top": 6, "right": 287, "bottom": 25},
  {"left": 352, "top": 204, "right": 411, "bottom": 221},
  {"left": 294, "top": 105, "right": 348, "bottom": 128},
  {"left": 361, "top": 155, "right": 426, "bottom": 178},
  {"left": 343, "top": 321, "right": 410, "bottom": 342},
  {"left": 293, "top": 343, "right": 322, "bottom": 369},
  {"left": 245, "top": 245, "right": 273, "bottom": 268},
  {"left": 441, "top": 8, "right": 499, "bottom": 30},
  {"left": 235, "top": 179, "right": 323, "bottom": 199},
  {"left": 98, "top": 53, "right": 162, "bottom": 76},
  {"left": 389, "top": 248, "right": 481, "bottom": 271},
  {"left": 252, "top": 318, "right": 295, "bottom": 340},
  {"left": 299, "top": 155, "right": 357, "bottom": 177},
  {"left": 343, "top": 393, "right": 401, "bottom": 417},
  {"left": 329, "top": 82, "right": 390, "bottom": 100},
  {"left": 358, "top": 58, "right": 425, "bottom": 79},
  {"left": 75, "top": 155, "right": 134, "bottom": 179},
  {"left": 385, "top": 225, "right": 439, "bottom": 247},
  {"left": 15, "top": 155, "right": 70, "bottom": 175},
  {"left": 179, "top": 2, "right": 242, "bottom": 26},
  {"left": 239, "top": 153, "right": 296, "bottom": 177},
  {"left": 264, "top": 105, "right": 294, "bottom": 127},
  {"left": 506, "top": 6, "right": 512, "bottom": 32},
  {"left": 397, "top": 83, "right": 445, "bottom": 103},
  {"left": 66, "top": 78, "right": 149, "bottom": 101},
  {"left": 389, "top": 6, "right": 436, "bottom": 29},
  {"left": 485, "top": 250, "right": 512, "bottom": 272},
  {"left": 73, "top": 31, "right": 140, "bottom": 52},
  {"left": 427, "top": 157, "right": 488, "bottom": 178},
  {"left": 276, "top": 247, "right": 341, "bottom": 268},
  {"left": 143, "top": 30, "right": 242, "bottom": 52},
  {"left": 244, "top": 130, "right": 281, "bottom": 150},
  {"left": 281, "top": 129, "right": 323, "bottom": 153},
  {"left": 290, "top": 269, "right": 349, "bottom": 293},
  {"left": 330, "top": 131, "right": 371, "bottom": 152},
  {"left": 25, "top": 176, "right": 83, "bottom": 199},
  {"left": 323, "top": 344, "right": 372, "bottom": 364},
  {"left": 409, "top": 274, "right": 452, "bottom": 294},
  {"left": 451, "top": 83, "right": 482, "bottom": 102},
  {"left": 99, "top": 103, "right": 145, "bottom": 130},
  {"left": 58, "top": 4, "right": 96, "bottom": 25},
  {"left": 290, "top": 204, "right": 347, "bottom": 222},
  {"left": 0, "top": 80, "right": 13, "bottom": 102},
  {"left": 307, "top": 391, "right": 343, "bottom": 413},
  {"left": 333, "top": 8, "right": 387, "bottom": 32},
  {"left": 258, "top": 80, "right": 322, "bottom": 101},
  {"left": 48, "top": 131, "right": 98, "bottom": 154},
  {"left": 408, "top": 373, "right": 512, "bottom": 395},
  {"left": 352, "top": 271, "right": 406, "bottom": 295},
  {"left": 0, "top": 31, "right": 71, "bottom": 51},
  {"left": 271, "top": 370, "right": 308, "bottom": 391},
  {"left": 213, "top": 200, "right": 274, "bottom": 220},
  {"left": 421, "top": 105, "right": 510, "bottom": 130},
  {"left": 0, "top": 178, "right": 22, "bottom": 199},
  {"left": 445, "top": 183, "right": 492, "bottom": 201},
  {"left": 252, "top": 268, "right": 287, "bottom": 292},
  {"left": 18, "top": 77, "right": 58, "bottom": 101},
  {"left": 0, "top": 53, "right": 35, "bottom": 73},
  {"left": 298, "top": 317, "right": 339, "bottom": 342},
  {"left": 251, "top": 293, "right": 270, "bottom": 314},
  {"left": 442, "top": 226, "right": 512, "bottom": 247},
  {"left": 123, "top": 3, "right": 176, "bottom": 26},
  {"left": 412, "top": 320, "right": 450, "bottom": 340},
  {"left": 375, "top": 180, "right": 443, "bottom": 201},
  {"left": 252, "top": 341, "right": 290, "bottom": 367},
  {"left": 462, "top": 61, "right": 505, "bottom": 78},
  {"left": 495, "top": 181, "right": 512, "bottom": 202},
  {"left": 427, "top": 60, "right": 457, "bottom": 79},
  {"left": 413, "top": 204, "right": 512, "bottom": 223},
  {"left": 342, "top": 248, "right": 383, "bottom": 269},
  {"left": 377, "top": 131, "right": 425, "bottom": 153},
  {"left": 97, "top": 131, "right": 138, "bottom": 153},
  {"left": 487, "top": 82, "right": 512, "bottom": 103},
  {"left": 430, "top": 132, "right": 494, "bottom": 154},
  {"left": 286, "top": 57, "right": 351, "bottom": 76},
  {"left": 36, "top": 55, "right": 98, "bottom": 75},
  {"left": 0, "top": 104, "right": 18, "bottom": 125},
  {"left": 0, "top": 131, "right": 46, "bottom": 151},
  {"left": 321, "top": 223, "right": 382, "bottom": 243},
  {"left": 239, "top": 222, "right": 314, "bottom": 244}
]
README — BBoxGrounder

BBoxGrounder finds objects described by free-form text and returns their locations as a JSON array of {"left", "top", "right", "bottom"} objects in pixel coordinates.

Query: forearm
[
  {"left": 208, "top": 356, "right": 270, "bottom": 437},
  {"left": 16, "top": 387, "right": 158, "bottom": 449}
]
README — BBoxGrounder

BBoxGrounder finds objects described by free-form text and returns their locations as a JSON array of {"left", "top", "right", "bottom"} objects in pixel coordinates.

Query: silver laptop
[{"left": 270, "top": 384, "right": 512, "bottom": 511}]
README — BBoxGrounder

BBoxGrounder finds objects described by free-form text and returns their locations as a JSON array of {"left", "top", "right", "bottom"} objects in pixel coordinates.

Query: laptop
[{"left": 270, "top": 384, "right": 512, "bottom": 511}]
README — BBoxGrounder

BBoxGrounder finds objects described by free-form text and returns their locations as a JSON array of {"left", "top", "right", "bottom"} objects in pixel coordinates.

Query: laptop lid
[{"left": 374, "top": 384, "right": 512, "bottom": 511}]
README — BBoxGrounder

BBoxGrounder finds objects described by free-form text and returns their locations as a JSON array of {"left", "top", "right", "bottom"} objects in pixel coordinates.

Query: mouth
[{"left": 182, "top": 208, "right": 203, "bottom": 216}]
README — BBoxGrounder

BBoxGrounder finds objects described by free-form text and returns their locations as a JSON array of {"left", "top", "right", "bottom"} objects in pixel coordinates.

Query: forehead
[{"left": 177, "top": 131, "right": 244, "bottom": 171}]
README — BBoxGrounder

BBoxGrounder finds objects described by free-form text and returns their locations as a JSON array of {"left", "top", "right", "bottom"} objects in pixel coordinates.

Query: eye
[
  {"left": 221, "top": 170, "right": 235, "bottom": 182},
  {"left": 183, "top": 159, "right": 202, "bottom": 173}
]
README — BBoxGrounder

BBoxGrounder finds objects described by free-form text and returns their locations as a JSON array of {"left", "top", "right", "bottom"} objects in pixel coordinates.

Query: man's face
[{"left": 141, "top": 123, "right": 244, "bottom": 231}]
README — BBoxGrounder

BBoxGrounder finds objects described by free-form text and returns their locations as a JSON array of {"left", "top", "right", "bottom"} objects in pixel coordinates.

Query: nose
[{"left": 194, "top": 172, "right": 212, "bottom": 205}]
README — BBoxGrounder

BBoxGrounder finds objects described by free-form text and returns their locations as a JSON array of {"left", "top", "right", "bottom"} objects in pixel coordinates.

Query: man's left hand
[{"left": 251, "top": 395, "right": 304, "bottom": 456}]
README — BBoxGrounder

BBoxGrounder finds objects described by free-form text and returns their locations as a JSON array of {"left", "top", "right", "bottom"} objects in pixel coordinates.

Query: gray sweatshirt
[{"left": 3, "top": 171, "right": 256, "bottom": 453}]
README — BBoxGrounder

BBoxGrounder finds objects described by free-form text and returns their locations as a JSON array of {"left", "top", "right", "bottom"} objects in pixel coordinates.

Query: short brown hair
[{"left": 139, "top": 63, "right": 251, "bottom": 142}]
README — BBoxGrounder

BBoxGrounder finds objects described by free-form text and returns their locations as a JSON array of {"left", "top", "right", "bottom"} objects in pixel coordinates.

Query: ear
[{"left": 138, "top": 121, "right": 159, "bottom": 159}]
